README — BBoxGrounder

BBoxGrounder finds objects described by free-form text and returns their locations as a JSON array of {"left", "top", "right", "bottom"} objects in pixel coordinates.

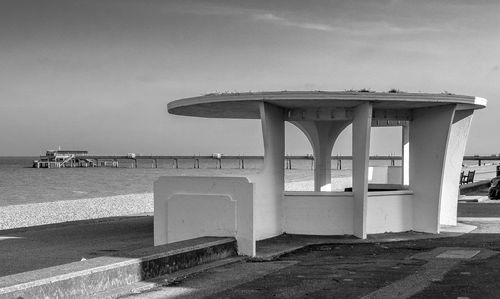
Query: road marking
[{"left": 436, "top": 250, "right": 480, "bottom": 259}]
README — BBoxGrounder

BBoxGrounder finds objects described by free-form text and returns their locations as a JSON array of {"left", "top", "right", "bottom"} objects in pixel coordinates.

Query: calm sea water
[
  {"left": 0, "top": 157, "right": 259, "bottom": 207},
  {"left": 0, "top": 157, "right": 494, "bottom": 207}
]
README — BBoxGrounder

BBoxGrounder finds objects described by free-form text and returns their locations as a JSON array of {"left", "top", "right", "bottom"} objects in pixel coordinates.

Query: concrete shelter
[{"left": 155, "top": 91, "right": 487, "bottom": 256}]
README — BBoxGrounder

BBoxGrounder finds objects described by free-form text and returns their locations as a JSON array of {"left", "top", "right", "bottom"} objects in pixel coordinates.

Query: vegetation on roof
[{"left": 201, "top": 89, "right": 455, "bottom": 96}]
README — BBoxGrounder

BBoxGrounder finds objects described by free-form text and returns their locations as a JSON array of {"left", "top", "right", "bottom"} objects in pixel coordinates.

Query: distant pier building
[{"left": 33, "top": 150, "right": 95, "bottom": 168}]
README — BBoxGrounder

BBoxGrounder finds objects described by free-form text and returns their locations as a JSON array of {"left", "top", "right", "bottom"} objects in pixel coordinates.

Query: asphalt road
[{"left": 458, "top": 202, "right": 500, "bottom": 217}]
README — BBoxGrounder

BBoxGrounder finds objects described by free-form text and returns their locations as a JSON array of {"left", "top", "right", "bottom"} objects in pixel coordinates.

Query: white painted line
[
  {"left": 458, "top": 217, "right": 500, "bottom": 222},
  {"left": 436, "top": 250, "right": 480, "bottom": 259}
]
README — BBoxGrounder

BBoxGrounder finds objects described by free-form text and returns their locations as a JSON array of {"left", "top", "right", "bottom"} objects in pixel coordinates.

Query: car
[{"left": 488, "top": 176, "right": 500, "bottom": 199}]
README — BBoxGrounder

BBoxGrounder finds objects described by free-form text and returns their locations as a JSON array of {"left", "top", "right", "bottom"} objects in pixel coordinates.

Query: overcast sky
[{"left": 1, "top": 0, "right": 499, "bottom": 156}]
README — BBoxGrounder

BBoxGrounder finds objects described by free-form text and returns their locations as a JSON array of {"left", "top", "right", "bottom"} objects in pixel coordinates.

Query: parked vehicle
[{"left": 488, "top": 176, "right": 500, "bottom": 199}]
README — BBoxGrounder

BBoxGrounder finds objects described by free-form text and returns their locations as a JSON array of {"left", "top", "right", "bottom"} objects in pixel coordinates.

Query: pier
[
  {"left": 32, "top": 154, "right": 500, "bottom": 169},
  {"left": 34, "top": 152, "right": 406, "bottom": 169}
]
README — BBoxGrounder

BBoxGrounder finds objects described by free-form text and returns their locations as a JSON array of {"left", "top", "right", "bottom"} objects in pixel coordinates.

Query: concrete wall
[
  {"left": 368, "top": 166, "right": 387, "bottom": 184},
  {"left": 369, "top": 166, "right": 402, "bottom": 184},
  {"left": 154, "top": 176, "right": 255, "bottom": 256},
  {"left": 283, "top": 192, "right": 354, "bottom": 235},
  {"left": 387, "top": 166, "right": 403, "bottom": 185},
  {"left": 366, "top": 191, "right": 414, "bottom": 234},
  {"left": 166, "top": 193, "right": 236, "bottom": 240},
  {"left": 283, "top": 191, "right": 413, "bottom": 235}
]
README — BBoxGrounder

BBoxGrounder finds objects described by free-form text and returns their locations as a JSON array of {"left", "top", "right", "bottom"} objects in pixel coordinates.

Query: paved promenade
[
  {"left": 2, "top": 197, "right": 500, "bottom": 298},
  {"left": 108, "top": 217, "right": 498, "bottom": 298}
]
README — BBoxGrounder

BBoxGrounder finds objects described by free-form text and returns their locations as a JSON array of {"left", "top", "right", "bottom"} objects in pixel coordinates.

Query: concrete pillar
[
  {"left": 410, "top": 104, "right": 455, "bottom": 233},
  {"left": 402, "top": 125, "right": 409, "bottom": 185},
  {"left": 352, "top": 103, "right": 372, "bottom": 239},
  {"left": 439, "top": 109, "right": 474, "bottom": 226},
  {"left": 292, "top": 121, "right": 350, "bottom": 191},
  {"left": 253, "top": 102, "right": 285, "bottom": 240}
]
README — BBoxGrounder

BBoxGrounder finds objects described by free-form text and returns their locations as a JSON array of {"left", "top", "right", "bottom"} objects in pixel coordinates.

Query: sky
[{"left": 1, "top": 0, "right": 499, "bottom": 156}]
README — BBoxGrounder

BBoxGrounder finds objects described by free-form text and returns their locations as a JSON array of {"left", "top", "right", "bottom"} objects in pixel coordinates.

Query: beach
[{"left": 0, "top": 193, "right": 153, "bottom": 230}]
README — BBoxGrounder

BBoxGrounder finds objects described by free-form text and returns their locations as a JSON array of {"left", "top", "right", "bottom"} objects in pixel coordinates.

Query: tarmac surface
[
  {"left": 120, "top": 218, "right": 500, "bottom": 299},
  {"left": 3, "top": 191, "right": 500, "bottom": 298},
  {"left": 0, "top": 215, "right": 154, "bottom": 277}
]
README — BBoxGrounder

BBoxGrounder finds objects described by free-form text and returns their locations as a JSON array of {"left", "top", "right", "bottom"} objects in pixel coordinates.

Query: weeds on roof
[
  {"left": 344, "top": 88, "right": 374, "bottom": 93},
  {"left": 388, "top": 88, "right": 404, "bottom": 93}
]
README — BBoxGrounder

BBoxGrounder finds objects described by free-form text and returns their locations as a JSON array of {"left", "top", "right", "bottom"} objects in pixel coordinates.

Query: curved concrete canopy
[{"left": 168, "top": 91, "right": 487, "bottom": 119}]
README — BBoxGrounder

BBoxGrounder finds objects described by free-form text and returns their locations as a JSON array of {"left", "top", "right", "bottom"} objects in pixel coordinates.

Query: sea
[{"left": 0, "top": 157, "right": 496, "bottom": 207}]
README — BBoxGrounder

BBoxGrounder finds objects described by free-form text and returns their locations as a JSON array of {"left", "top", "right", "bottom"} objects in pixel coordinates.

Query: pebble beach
[{"left": 0, "top": 193, "right": 153, "bottom": 230}]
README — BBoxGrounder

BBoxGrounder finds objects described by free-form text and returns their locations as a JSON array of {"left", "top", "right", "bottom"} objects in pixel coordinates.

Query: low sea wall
[{"left": 459, "top": 180, "right": 490, "bottom": 195}]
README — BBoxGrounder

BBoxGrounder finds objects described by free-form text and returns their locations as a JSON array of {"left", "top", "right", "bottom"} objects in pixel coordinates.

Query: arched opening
[
  {"left": 286, "top": 121, "right": 351, "bottom": 191},
  {"left": 284, "top": 122, "right": 314, "bottom": 191},
  {"left": 331, "top": 124, "right": 353, "bottom": 191}
]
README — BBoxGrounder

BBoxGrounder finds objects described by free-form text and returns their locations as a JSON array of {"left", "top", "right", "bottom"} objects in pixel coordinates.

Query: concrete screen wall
[
  {"left": 369, "top": 166, "right": 402, "bottom": 184},
  {"left": 283, "top": 192, "right": 354, "bottom": 235},
  {"left": 154, "top": 176, "right": 255, "bottom": 256},
  {"left": 366, "top": 191, "right": 414, "bottom": 234}
]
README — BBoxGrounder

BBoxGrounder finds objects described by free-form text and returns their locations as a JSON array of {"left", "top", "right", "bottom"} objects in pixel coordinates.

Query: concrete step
[
  {"left": 0, "top": 237, "right": 236, "bottom": 299},
  {"left": 94, "top": 256, "right": 246, "bottom": 298}
]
